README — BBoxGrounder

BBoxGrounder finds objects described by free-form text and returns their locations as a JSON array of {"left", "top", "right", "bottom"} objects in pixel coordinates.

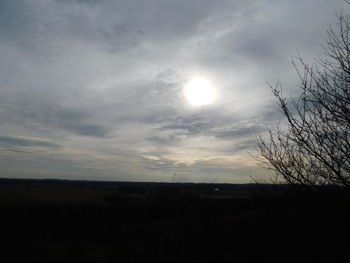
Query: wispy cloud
[
  {"left": 0, "top": 0, "right": 346, "bottom": 182},
  {"left": 0, "top": 136, "right": 58, "bottom": 148}
]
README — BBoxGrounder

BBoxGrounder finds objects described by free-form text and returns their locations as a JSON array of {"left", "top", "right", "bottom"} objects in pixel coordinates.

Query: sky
[{"left": 0, "top": 0, "right": 348, "bottom": 183}]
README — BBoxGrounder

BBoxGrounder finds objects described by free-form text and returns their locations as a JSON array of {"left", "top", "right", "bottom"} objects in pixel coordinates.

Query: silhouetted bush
[{"left": 257, "top": 11, "right": 350, "bottom": 189}]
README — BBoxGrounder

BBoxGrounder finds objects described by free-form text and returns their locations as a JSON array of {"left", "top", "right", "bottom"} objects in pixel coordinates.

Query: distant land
[{"left": 0, "top": 177, "right": 349, "bottom": 262}]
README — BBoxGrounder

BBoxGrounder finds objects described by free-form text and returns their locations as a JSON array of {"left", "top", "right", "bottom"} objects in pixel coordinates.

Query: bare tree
[{"left": 256, "top": 12, "right": 350, "bottom": 189}]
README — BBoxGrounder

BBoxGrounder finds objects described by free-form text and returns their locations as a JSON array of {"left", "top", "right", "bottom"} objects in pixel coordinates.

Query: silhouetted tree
[{"left": 256, "top": 12, "right": 350, "bottom": 189}]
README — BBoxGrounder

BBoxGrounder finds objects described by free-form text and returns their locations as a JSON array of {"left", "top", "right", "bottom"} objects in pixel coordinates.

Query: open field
[{"left": 0, "top": 178, "right": 349, "bottom": 262}]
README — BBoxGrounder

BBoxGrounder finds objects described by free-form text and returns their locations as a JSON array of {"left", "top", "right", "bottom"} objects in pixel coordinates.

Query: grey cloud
[
  {"left": 224, "top": 139, "right": 255, "bottom": 154},
  {"left": 140, "top": 156, "right": 178, "bottom": 172},
  {"left": 234, "top": 36, "right": 281, "bottom": 63},
  {"left": 60, "top": 122, "right": 108, "bottom": 137},
  {"left": 214, "top": 125, "right": 264, "bottom": 139},
  {"left": 0, "top": 98, "right": 108, "bottom": 137},
  {"left": 255, "top": 96, "right": 295, "bottom": 124},
  {"left": 142, "top": 106, "right": 263, "bottom": 145},
  {"left": 234, "top": 140, "right": 254, "bottom": 153},
  {"left": 3, "top": 149, "right": 34, "bottom": 154},
  {"left": 0, "top": 0, "right": 228, "bottom": 54},
  {"left": 0, "top": 0, "right": 346, "bottom": 182},
  {"left": 71, "top": 0, "right": 99, "bottom": 4},
  {"left": 154, "top": 109, "right": 230, "bottom": 134},
  {"left": 0, "top": 136, "right": 58, "bottom": 148},
  {"left": 53, "top": 109, "right": 108, "bottom": 137},
  {"left": 146, "top": 134, "right": 185, "bottom": 145},
  {"left": 159, "top": 121, "right": 211, "bottom": 135},
  {"left": 0, "top": 1, "right": 33, "bottom": 39}
]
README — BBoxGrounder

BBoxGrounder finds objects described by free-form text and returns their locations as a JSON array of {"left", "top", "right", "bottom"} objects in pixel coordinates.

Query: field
[{"left": 0, "top": 178, "right": 349, "bottom": 262}]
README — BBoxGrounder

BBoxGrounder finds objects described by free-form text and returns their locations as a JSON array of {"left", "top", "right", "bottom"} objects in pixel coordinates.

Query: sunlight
[{"left": 184, "top": 77, "right": 216, "bottom": 106}]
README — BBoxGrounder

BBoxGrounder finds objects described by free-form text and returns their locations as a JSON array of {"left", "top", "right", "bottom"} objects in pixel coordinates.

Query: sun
[{"left": 184, "top": 77, "right": 216, "bottom": 106}]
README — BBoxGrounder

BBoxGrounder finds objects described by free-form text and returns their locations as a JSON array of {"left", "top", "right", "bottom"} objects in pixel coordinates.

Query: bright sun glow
[{"left": 184, "top": 77, "right": 216, "bottom": 106}]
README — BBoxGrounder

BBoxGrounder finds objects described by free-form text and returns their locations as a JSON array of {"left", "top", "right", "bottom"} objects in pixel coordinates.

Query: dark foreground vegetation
[{"left": 0, "top": 178, "right": 349, "bottom": 263}]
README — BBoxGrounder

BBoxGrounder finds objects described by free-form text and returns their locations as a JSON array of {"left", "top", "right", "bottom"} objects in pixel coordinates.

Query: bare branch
[{"left": 256, "top": 12, "right": 350, "bottom": 189}]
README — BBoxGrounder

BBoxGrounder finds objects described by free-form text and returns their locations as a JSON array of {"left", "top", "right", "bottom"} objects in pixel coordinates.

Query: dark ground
[{"left": 0, "top": 178, "right": 349, "bottom": 262}]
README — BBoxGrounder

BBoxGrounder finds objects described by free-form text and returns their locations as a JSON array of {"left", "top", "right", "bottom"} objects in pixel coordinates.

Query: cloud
[
  {"left": 0, "top": 97, "right": 108, "bottom": 137},
  {"left": 0, "top": 136, "right": 58, "bottom": 148},
  {"left": 0, "top": 0, "right": 347, "bottom": 182},
  {"left": 214, "top": 126, "right": 264, "bottom": 140},
  {"left": 53, "top": 109, "right": 108, "bottom": 137},
  {"left": 146, "top": 134, "right": 184, "bottom": 145}
]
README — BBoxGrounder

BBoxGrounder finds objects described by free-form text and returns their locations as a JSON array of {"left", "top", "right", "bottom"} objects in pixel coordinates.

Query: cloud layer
[{"left": 0, "top": 0, "right": 347, "bottom": 182}]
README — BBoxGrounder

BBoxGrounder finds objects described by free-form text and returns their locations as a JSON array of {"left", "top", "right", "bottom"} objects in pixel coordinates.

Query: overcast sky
[{"left": 0, "top": 0, "right": 347, "bottom": 182}]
